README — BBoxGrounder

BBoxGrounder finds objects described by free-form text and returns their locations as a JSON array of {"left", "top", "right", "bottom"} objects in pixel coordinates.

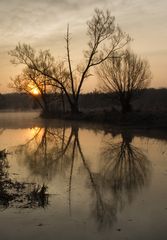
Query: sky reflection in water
[{"left": 0, "top": 115, "right": 167, "bottom": 239}]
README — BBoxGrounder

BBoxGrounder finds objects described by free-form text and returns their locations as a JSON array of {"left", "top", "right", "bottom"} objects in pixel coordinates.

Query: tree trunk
[
  {"left": 70, "top": 102, "right": 80, "bottom": 115},
  {"left": 121, "top": 98, "right": 132, "bottom": 113},
  {"left": 61, "top": 91, "right": 65, "bottom": 113},
  {"left": 41, "top": 94, "right": 50, "bottom": 115}
]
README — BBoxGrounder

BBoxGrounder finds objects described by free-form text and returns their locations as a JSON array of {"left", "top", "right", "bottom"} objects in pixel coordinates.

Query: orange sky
[{"left": 0, "top": 0, "right": 167, "bottom": 93}]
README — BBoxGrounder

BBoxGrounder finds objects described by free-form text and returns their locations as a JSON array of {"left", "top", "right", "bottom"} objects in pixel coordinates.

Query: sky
[{"left": 0, "top": 0, "right": 167, "bottom": 93}]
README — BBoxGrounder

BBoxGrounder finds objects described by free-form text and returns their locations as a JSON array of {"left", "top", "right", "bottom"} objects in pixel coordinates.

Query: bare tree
[
  {"left": 97, "top": 49, "right": 151, "bottom": 113},
  {"left": 64, "top": 9, "right": 130, "bottom": 113},
  {"left": 9, "top": 47, "right": 69, "bottom": 114},
  {"left": 9, "top": 9, "right": 130, "bottom": 115},
  {"left": 9, "top": 68, "right": 50, "bottom": 113}
]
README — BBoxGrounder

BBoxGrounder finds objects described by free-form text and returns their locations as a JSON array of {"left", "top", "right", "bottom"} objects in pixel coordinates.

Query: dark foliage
[{"left": 0, "top": 89, "right": 167, "bottom": 113}]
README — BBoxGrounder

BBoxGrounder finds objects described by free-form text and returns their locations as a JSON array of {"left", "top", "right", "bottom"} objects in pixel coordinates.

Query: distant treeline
[
  {"left": 0, "top": 93, "right": 37, "bottom": 110},
  {"left": 0, "top": 88, "right": 167, "bottom": 112}
]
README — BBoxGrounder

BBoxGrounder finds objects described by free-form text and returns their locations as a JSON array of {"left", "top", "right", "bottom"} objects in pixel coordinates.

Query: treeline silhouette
[
  {"left": 0, "top": 93, "right": 37, "bottom": 110},
  {"left": 0, "top": 88, "right": 167, "bottom": 113}
]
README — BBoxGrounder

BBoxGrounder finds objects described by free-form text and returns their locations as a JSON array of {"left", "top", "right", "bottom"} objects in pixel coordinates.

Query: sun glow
[
  {"left": 31, "top": 87, "right": 40, "bottom": 95},
  {"left": 29, "top": 127, "right": 41, "bottom": 139},
  {"left": 28, "top": 83, "right": 41, "bottom": 95}
]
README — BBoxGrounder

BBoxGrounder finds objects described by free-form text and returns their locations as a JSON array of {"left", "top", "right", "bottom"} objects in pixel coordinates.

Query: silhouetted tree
[
  {"left": 9, "top": 9, "right": 130, "bottom": 115},
  {"left": 64, "top": 9, "right": 130, "bottom": 114},
  {"left": 9, "top": 47, "right": 69, "bottom": 114},
  {"left": 97, "top": 50, "right": 151, "bottom": 113}
]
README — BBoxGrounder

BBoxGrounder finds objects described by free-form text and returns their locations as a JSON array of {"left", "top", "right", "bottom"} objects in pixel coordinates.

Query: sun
[
  {"left": 31, "top": 87, "right": 40, "bottom": 95},
  {"left": 28, "top": 83, "right": 40, "bottom": 95},
  {"left": 29, "top": 86, "right": 40, "bottom": 95}
]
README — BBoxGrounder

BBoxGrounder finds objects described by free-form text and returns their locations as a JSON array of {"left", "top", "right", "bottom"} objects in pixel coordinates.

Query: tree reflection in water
[
  {"left": 15, "top": 126, "right": 73, "bottom": 181},
  {"left": 94, "top": 131, "right": 151, "bottom": 229},
  {"left": 14, "top": 126, "right": 151, "bottom": 230},
  {"left": 101, "top": 131, "right": 150, "bottom": 195}
]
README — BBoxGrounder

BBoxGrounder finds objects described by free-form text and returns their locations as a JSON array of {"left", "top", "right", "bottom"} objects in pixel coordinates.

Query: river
[{"left": 0, "top": 112, "right": 167, "bottom": 240}]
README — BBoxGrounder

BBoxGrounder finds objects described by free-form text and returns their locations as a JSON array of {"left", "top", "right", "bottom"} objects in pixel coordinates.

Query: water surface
[{"left": 0, "top": 112, "right": 167, "bottom": 240}]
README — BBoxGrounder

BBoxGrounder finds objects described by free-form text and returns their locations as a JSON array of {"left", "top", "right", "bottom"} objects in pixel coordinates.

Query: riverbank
[
  {"left": 41, "top": 110, "right": 167, "bottom": 129},
  {"left": 0, "top": 110, "right": 166, "bottom": 130}
]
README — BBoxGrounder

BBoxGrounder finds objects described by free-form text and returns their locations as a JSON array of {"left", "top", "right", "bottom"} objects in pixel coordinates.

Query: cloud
[
  {"left": 0, "top": 0, "right": 166, "bottom": 47},
  {"left": 0, "top": 0, "right": 114, "bottom": 51},
  {"left": 0, "top": 0, "right": 166, "bottom": 52},
  {"left": 0, "top": 0, "right": 167, "bottom": 91}
]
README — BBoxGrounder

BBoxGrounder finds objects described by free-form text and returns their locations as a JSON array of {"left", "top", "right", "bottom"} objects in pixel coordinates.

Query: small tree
[
  {"left": 97, "top": 50, "right": 151, "bottom": 113},
  {"left": 9, "top": 46, "right": 68, "bottom": 114},
  {"left": 9, "top": 68, "right": 50, "bottom": 113},
  {"left": 9, "top": 9, "right": 130, "bottom": 115}
]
